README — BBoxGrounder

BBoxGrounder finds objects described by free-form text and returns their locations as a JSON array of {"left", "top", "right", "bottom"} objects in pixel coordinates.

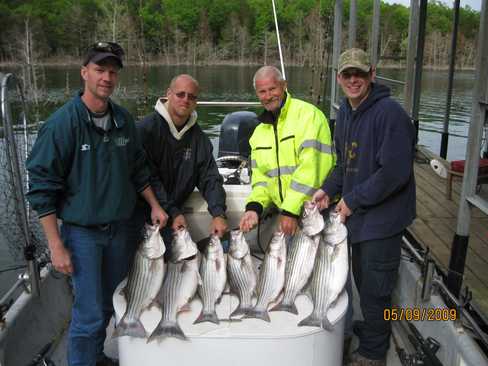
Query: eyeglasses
[
  {"left": 89, "top": 42, "right": 125, "bottom": 58},
  {"left": 340, "top": 68, "right": 370, "bottom": 80},
  {"left": 173, "top": 91, "right": 198, "bottom": 101}
]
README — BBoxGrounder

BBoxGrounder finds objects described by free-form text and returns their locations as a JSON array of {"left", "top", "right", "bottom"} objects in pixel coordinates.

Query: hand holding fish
[
  {"left": 151, "top": 204, "right": 169, "bottom": 228},
  {"left": 172, "top": 214, "right": 187, "bottom": 231},
  {"left": 279, "top": 214, "right": 298, "bottom": 236},
  {"left": 239, "top": 210, "right": 259, "bottom": 232},
  {"left": 312, "top": 188, "right": 330, "bottom": 211},
  {"left": 211, "top": 216, "right": 228, "bottom": 237},
  {"left": 335, "top": 198, "right": 352, "bottom": 223}
]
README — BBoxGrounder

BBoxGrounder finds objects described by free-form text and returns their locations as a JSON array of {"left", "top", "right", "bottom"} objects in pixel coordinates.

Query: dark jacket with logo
[
  {"left": 322, "top": 83, "right": 416, "bottom": 244},
  {"left": 26, "top": 93, "right": 150, "bottom": 226},
  {"left": 137, "top": 109, "right": 226, "bottom": 219}
]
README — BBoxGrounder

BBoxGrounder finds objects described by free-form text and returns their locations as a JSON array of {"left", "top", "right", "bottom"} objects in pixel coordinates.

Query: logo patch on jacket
[
  {"left": 115, "top": 137, "right": 130, "bottom": 147},
  {"left": 81, "top": 144, "right": 90, "bottom": 151},
  {"left": 183, "top": 148, "right": 192, "bottom": 161}
]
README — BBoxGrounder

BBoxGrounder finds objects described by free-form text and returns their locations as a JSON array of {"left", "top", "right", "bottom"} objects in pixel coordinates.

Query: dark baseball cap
[{"left": 83, "top": 41, "right": 124, "bottom": 68}]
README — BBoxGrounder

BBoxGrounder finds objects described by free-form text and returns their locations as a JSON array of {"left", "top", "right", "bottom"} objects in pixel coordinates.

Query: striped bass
[
  {"left": 299, "top": 212, "right": 348, "bottom": 330},
  {"left": 273, "top": 229, "right": 319, "bottom": 314},
  {"left": 227, "top": 230, "right": 257, "bottom": 317},
  {"left": 245, "top": 231, "right": 287, "bottom": 322},
  {"left": 194, "top": 234, "right": 226, "bottom": 325},
  {"left": 113, "top": 224, "right": 166, "bottom": 338},
  {"left": 301, "top": 201, "right": 325, "bottom": 237},
  {"left": 148, "top": 254, "right": 201, "bottom": 341},
  {"left": 171, "top": 228, "right": 198, "bottom": 262}
]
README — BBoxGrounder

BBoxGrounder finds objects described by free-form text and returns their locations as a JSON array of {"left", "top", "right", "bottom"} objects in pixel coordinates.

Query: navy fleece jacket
[{"left": 322, "top": 83, "right": 416, "bottom": 244}]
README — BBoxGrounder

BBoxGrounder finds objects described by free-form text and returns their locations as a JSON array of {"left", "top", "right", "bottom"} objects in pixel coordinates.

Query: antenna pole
[{"left": 271, "top": 0, "right": 286, "bottom": 80}]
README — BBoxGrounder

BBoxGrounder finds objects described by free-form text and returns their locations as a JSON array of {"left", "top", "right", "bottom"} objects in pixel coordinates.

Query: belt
[{"left": 66, "top": 222, "right": 112, "bottom": 231}]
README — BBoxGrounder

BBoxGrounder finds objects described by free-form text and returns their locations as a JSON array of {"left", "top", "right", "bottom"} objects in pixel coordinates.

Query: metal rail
[
  {"left": 197, "top": 101, "right": 261, "bottom": 107},
  {"left": 0, "top": 73, "right": 40, "bottom": 298},
  {"left": 376, "top": 75, "right": 405, "bottom": 86},
  {"left": 402, "top": 233, "right": 488, "bottom": 351}
]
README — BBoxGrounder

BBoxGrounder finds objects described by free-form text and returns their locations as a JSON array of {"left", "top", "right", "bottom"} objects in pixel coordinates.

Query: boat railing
[
  {"left": 402, "top": 233, "right": 488, "bottom": 352},
  {"left": 0, "top": 73, "right": 41, "bottom": 306}
]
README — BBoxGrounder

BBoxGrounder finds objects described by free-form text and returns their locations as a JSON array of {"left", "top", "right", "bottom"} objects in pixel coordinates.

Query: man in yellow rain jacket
[{"left": 239, "top": 66, "right": 334, "bottom": 235}]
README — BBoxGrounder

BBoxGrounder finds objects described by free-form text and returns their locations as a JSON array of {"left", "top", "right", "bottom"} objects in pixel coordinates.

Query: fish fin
[
  {"left": 320, "top": 316, "right": 334, "bottom": 331},
  {"left": 271, "top": 290, "right": 284, "bottom": 307},
  {"left": 270, "top": 302, "right": 298, "bottom": 315},
  {"left": 112, "top": 315, "right": 146, "bottom": 338},
  {"left": 297, "top": 313, "right": 322, "bottom": 328},
  {"left": 179, "top": 303, "right": 191, "bottom": 312},
  {"left": 147, "top": 320, "right": 187, "bottom": 342},
  {"left": 243, "top": 309, "right": 271, "bottom": 322},
  {"left": 230, "top": 302, "right": 253, "bottom": 318},
  {"left": 193, "top": 310, "right": 219, "bottom": 325}
]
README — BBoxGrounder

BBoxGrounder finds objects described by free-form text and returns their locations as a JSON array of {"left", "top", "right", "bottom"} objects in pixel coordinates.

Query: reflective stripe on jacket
[{"left": 247, "top": 92, "right": 334, "bottom": 216}]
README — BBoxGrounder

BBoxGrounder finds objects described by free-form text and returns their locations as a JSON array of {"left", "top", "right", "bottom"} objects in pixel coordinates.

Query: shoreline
[{"left": 0, "top": 59, "right": 476, "bottom": 71}]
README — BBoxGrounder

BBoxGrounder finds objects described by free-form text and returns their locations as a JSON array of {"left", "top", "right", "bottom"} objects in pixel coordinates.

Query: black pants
[{"left": 351, "top": 232, "right": 402, "bottom": 360}]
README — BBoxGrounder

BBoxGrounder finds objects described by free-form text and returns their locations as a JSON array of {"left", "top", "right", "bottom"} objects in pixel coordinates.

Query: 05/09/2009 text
[{"left": 383, "top": 307, "right": 458, "bottom": 321}]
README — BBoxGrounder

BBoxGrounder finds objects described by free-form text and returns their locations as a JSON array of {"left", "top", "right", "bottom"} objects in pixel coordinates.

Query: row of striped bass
[
  {"left": 114, "top": 225, "right": 166, "bottom": 338},
  {"left": 299, "top": 211, "right": 348, "bottom": 330},
  {"left": 244, "top": 231, "right": 287, "bottom": 322},
  {"left": 227, "top": 230, "right": 257, "bottom": 317},
  {"left": 149, "top": 254, "right": 201, "bottom": 342},
  {"left": 170, "top": 228, "right": 198, "bottom": 262},
  {"left": 194, "top": 234, "right": 227, "bottom": 325},
  {"left": 273, "top": 202, "right": 324, "bottom": 314}
]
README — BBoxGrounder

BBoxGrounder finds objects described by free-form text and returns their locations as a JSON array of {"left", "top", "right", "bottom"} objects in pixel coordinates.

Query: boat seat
[{"left": 446, "top": 158, "right": 488, "bottom": 200}]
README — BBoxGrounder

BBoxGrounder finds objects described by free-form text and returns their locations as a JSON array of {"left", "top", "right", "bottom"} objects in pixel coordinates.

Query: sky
[{"left": 383, "top": 0, "right": 481, "bottom": 11}]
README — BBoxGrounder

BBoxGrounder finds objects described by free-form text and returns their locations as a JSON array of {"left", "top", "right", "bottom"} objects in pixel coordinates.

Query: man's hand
[
  {"left": 239, "top": 211, "right": 259, "bottom": 232},
  {"left": 151, "top": 205, "right": 168, "bottom": 228},
  {"left": 279, "top": 215, "right": 298, "bottom": 236},
  {"left": 335, "top": 198, "right": 352, "bottom": 223},
  {"left": 211, "top": 216, "right": 228, "bottom": 237},
  {"left": 50, "top": 239, "right": 73, "bottom": 275},
  {"left": 312, "top": 189, "right": 330, "bottom": 211},
  {"left": 171, "top": 214, "right": 187, "bottom": 231}
]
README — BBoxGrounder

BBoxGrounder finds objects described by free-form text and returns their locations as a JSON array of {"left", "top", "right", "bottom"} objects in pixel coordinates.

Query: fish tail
[
  {"left": 320, "top": 316, "right": 334, "bottom": 331},
  {"left": 193, "top": 310, "right": 219, "bottom": 325},
  {"left": 243, "top": 308, "right": 271, "bottom": 322},
  {"left": 147, "top": 320, "right": 187, "bottom": 342},
  {"left": 112, "top": 315, "right": 146, "bottom": 338},
  {"left": 230, "top": 304, "right": 253, "bottom": 318},
  {"left": 271, "top": 301, "right": 298, "bottom": 315},
  {"left": 297, "top": 313, "right": 322, "bottom": 328}
]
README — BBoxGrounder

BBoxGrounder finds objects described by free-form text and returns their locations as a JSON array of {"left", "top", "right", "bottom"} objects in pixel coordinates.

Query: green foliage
[{"left": 0, "top": 0, "right": 481, "bottom": 67}]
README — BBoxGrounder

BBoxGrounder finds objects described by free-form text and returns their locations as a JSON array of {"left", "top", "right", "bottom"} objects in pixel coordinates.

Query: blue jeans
[{"left": 61, "top": 219, "right": 143, "bottom": 366}]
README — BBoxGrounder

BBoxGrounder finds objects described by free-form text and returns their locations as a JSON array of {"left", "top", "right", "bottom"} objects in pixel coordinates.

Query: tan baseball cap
[{"left": 338, "top": 48, "right": 371, "bottom": 74}]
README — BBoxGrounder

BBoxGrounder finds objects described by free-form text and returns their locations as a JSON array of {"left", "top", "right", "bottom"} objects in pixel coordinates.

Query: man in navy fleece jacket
[{"left": 313, "top": 48, "right": 416, "bottom": 366}]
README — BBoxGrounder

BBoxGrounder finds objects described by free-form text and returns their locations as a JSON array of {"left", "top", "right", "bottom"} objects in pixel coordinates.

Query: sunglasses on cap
[
  {"left": 89, "top": 41, "right": 125, "bottom": 57},
  {"left": 340, "top": 68, "right": 370, "bottom": 79},
  {"left": 173, "top": 91, "right": 198, "bottom": 101}
]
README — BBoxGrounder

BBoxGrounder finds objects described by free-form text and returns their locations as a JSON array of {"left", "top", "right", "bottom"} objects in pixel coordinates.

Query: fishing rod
[{"left": 271, "top": 0, "right": 286, "bottom": 79}]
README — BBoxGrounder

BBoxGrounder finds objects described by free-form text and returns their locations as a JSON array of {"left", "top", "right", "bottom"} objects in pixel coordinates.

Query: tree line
[{"left": 0, "top": 0, "right": 481, "bottom": 69}]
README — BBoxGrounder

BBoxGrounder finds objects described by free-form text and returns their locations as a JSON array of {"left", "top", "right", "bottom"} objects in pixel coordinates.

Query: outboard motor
[
  {"left": 218, "top": 111, "right": 259, "bottom": 168},
  {"left": 217, "top": 111, "right": 259, "bottom": 184}
]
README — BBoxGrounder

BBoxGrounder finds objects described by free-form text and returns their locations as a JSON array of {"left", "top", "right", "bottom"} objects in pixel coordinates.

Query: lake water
[
  {"left": 0, "top": 64, "right": 478, "bottom": 296},
  {"left": 13, "top": 64, "right": 478, "bottom": 161}
]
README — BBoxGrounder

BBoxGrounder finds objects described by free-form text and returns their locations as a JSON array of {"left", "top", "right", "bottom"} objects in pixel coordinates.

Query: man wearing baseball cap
[
  {"left": 27, "top": 42, "right": 168, "bottom": 366},
  {"left": 313, "top": 48, "right": 416, "bottom": 365}
]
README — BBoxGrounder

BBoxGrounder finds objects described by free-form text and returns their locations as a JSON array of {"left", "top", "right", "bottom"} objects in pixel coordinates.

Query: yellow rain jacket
[{"left": 247, "top": 92, "right": 334, "bottom": 216}]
